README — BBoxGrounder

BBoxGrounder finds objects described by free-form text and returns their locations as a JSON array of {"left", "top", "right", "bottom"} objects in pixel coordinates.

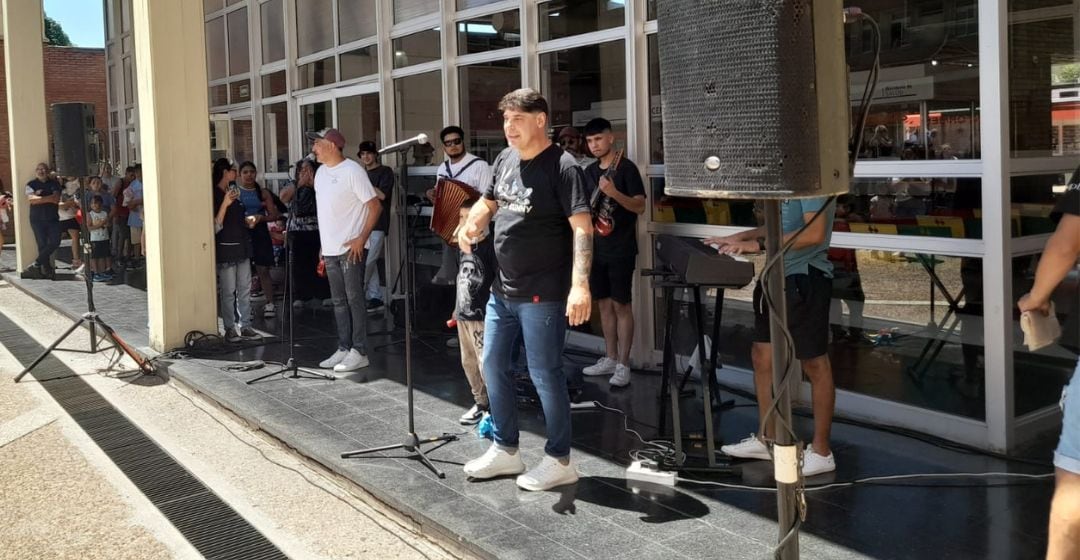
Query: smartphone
[{"left": 228, "top": 184, "right": 240, "bottom": 198}]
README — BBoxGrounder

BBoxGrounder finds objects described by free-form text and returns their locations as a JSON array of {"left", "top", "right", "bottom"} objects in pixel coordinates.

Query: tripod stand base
[
  {"left": 246, "top": 358, "right": 336, "bottom": 385},
  {"left": 341, "top": 432, "right": 459, "bottom": 478},
  {"left": 14, "top": 312, "right": 155, "bottom": 383}
]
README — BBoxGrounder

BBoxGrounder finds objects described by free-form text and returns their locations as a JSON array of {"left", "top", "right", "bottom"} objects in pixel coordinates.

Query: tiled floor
[{"left": 1, "top": 248, "right": 1059, "bottom": 559}]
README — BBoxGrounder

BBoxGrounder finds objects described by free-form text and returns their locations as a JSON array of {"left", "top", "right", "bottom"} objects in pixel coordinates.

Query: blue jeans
[
  {"left": 1056, "top": 360, "right": 1080, "bottom": 474},
  {"left": 217, "top": 260, "right": 252, "bottom": 331},
  {"left": 324, "top": 254, "right": 368, "bottom": 353},
  {"left": 364, "top": 230, "right": 386, "bottom": 301},
  {"left": 482, "top": 294, "right": 570, "bottom": 458},
  {"left": 30, "top": 220, "right": 61, "bottom": 268}
]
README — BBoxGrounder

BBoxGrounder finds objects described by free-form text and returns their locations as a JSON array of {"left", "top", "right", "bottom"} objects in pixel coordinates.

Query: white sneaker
[
  {"left": 319, "top": 349, "right": 349, "bottom": 369},
  {"left": 464, "top": 444, "right": 526, "bottom": 479},
  {"left": 609, "top": 363, "right": 631, "bottom": 387},
  {"left": 292, "top": 299, "right": 306, "bottom": 310},
  {"left": 582, "top": 357, "right": 617, "bottom": 377},
  {"left": 802, "top": 446, "right": 836, "bottom": 477},
  {"left": 264, "top": 302, "right": 276, "bottom": 318},
  {"left": 333, "top": 349, "right": 370, "bottom": 372},
  {"left": 720, "top": 434, "right": 772, "bottom": 460},
  {"left": 516, "top": 455, "right": 579, "bottom": 491}
]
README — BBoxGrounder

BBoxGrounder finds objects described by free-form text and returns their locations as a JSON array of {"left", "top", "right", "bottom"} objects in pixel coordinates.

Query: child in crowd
[
  {"left": 123, "top": 164, "right": 144, "bottom": 268},
  {"left": 453, "top": 202, "right": 497, "bottom": 425},
  {"left": 87, "top": 195, "right": 112, "bottom": 282}
]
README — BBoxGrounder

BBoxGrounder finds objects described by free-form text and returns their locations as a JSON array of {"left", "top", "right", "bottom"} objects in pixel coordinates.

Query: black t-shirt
[
  {"left": 213, "top": 185, "right": 251, "bottom": 263},
  {"left": 1050, "top": 166, "right": 1079, "bottom": 224},
  {"left": 27, "top": 179, "right": 61, "bottom": 223},
  {"left": 484, "top": 145, "right": 590, "bottom": 302},
  {"left": 366, "top": 165, "right": 395, "bottom": 232},
  {"left": 584, "top": 157, "right": 646, "bottom": 261},
  {"left": 456, "top": 233, "right": 497, "bottom": 321}
]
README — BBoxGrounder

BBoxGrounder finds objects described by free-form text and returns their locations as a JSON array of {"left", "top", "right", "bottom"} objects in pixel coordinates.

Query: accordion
[{"left": 430, "top": 177, "right": 481, "bottom": 245}]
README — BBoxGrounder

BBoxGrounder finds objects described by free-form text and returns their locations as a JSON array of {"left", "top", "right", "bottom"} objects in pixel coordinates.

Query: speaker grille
[{"left": 658, "top": 1, "right": 842, "bottom": 199}]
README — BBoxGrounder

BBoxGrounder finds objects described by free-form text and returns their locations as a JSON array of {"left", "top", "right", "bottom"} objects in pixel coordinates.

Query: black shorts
[
  {"left": 91, "top": 240, "right": 111, "bottom": 259},
  {"left": 59, "top": 218, "right": 79, "bottom": 232},
  {"left": 752, "top": 266, "right": 832, "bottom": 360},
  {"left": 249, "top": 225, "right": 275, "bottom": 267},
  {"left": 589, "top": 257, "right": 635, "bottom": 304}
]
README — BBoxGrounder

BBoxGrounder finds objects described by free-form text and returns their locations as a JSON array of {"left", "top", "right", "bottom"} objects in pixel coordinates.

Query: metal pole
[{"left": 764, "top": 199, "right": 799, "bottom": 559}]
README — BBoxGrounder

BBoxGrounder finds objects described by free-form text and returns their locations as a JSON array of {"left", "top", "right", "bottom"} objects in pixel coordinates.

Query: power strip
[{"left": 626, "top": 460, "right": 676, "bottom": 486}]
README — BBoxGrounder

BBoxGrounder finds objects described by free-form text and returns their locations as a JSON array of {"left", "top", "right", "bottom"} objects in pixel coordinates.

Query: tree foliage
[{"left": 44, "top": 16, "right": 72, "bottom": 47}]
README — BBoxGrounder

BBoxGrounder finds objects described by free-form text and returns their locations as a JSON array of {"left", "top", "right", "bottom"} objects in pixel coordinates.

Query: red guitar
[{"left": 589, "top": 149, "right": 622, "bottom": 237}]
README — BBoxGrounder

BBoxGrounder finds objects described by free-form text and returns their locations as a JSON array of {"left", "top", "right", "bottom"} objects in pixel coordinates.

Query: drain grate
[{"left": 0, "top": 312, "right": 289, "bottom": 560}]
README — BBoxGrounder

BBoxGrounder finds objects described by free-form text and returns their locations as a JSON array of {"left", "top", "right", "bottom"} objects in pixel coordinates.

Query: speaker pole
[{"left": 764, "top": 199, "right": 799, "bottom": 559}]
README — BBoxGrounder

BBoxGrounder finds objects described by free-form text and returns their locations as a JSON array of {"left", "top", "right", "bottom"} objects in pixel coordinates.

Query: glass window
[
  {"left": 121, "top": 0, "right": 131, "bottom": 32},
  {"left": 300, "top": 101, "right": 332, "bottom": 154},
  {"left": 1009, "top": 1, "right": 1078, "bottom": 158},
  {"left": 206, "top": 17, "right": 227, "bottom": 80},
  {"left": 340, "top": 46, "right": 378, "bottom": 80},
  {"left": 123, "top": 57, "right": 134, "bottom": 104},
  {"left": 204, "top": 0, "right": 223, "bottom": 13},
  {"left": 232, "top": 117, "right": 255, "bottom": 164},
  {"left": 107, "top": 0, "right": 118, "bottom": 38},
  {"left": 456, "top": 0, "right": 504, "bottom": 9},
  {"left": 110, "top": 112, "right": 118, "bottom": 128},
  {"left": 846, "top": 0, "right": 980, "bottom": 160},
  {"left": 539, "top": 0, "right": 625, "bottom": 41},
  {"left": 647, "top": 34, "right": 662, "bottom": 164},
  {"left": 126, "top": 127, "right": 137, "bottom": 162},
  {"left": 1013, "top": 252, "right": 1078, "bottom": 415},
  {"left": 262, "top": 70, "right": 287, "bottom": 97},
  {"left": 263, "top": 102, "right": 290, "bottom": 174},
  {"left": 229, "top": 79, "right": 251, "bottom": 104},
  {"left": 394, "top": 71, "right": 443, "bottom": 165},
  {"left": 540, "top": 40, "right": 627, "bottom": 141},
  {"left": 647, "top": 0, "right": 656, "bottom": 20},
  {"left": 122, "top": 35, "right": 133, "bottom": 54},
  {"left": 108, "top": 64, "right": 117, "bottom": 105},
  {"left": 210, "top": 117, "right": 230, "bottom": 161},
  {"left": 339, "top": 0, "right": 377, "bottom": 45},
  {"left": 227, "top": 0, "right": 243, "bottom": 5},
  {"left": 260, "top": 0, "right": 285, "bottom": 63},
  {"left": 110, "top": 131, "right": 120, "bottom": 166},
  {"left": 209, "top": 84, "right": 229, "bottom": 107},
  {"left": 395, "top": 0, "right": 438, "bottom": 24},
  {"left": 125, "top": 108, "right": 135, "bottom": 125},
  {"left": 227, "top": 8, "right": 250, "bottom": 76},
  {"left": 392, "top": 29, "right": 442, "bottom": 69},
  {"left": 650, "top": 177, "right": 756, "bottom": 227},
  {"left": 297, "top": 0, "right": 334, "bottom": 57},
  {"left": 337, "top": 93, "right": 382, "bottom": 159},
  {"left": 459, "top": 59, "right": 520, "bottom": 162},
  {"left": 1011, "top": 172, "right": 1075, "bottom": 237},
  {"left": 458, "top": 10, "right": 521, "bottom": 55},
  {"left": 297, "top": 57, "right": 336, "bottom": 89}
]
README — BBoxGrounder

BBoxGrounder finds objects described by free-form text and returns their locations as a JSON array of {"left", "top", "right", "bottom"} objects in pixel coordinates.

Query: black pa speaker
[
  {"left": 657, "top": 0, "right": 849, "bottom": 199},
  {"left": 51, "top": 102, "right": 98, "bottom": 177}
]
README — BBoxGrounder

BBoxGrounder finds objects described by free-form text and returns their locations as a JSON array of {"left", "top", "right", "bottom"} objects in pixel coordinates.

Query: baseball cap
[
  {"left": 306, "top": 128, "right": 346, "bottom": 150},
  {"left": 357, "top": 141, "right": 378, "bottom": 155}
]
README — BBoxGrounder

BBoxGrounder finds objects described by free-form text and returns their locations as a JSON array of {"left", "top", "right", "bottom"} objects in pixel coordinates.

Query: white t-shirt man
[
  {"left": 437, "top": 153, "right": 493, "bottom": 194},
  {"left": 315, "top": 158, "right": 378, "bottom": 257}
]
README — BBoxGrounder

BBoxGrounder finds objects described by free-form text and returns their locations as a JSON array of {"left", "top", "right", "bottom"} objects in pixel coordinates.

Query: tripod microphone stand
[
  {"left": 342, "top": 145, "right": 457, "bottom": 478},
  {"left": 247, "top": 209, "right": 335, "bottom": 385},
  {"left": 15, "top": 185, "right": 155, "bottom": 382}
]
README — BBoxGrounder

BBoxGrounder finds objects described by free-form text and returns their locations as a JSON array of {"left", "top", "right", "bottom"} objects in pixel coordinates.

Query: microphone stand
[{"left": 341, "top": 145, "right": 457, "bottom": 478}]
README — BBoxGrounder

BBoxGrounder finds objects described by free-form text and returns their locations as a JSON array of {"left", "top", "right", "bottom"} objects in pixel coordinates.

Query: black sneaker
[
  {"left": 225, "top": 329, "right": 243, "bottom": 343},
  {"left": 239, "top": 327, "right": 262, "bottom": 340},
  {"left": 20, "top": 264, "right": 45, "bottom": 279},
  {"left": 366, "top": 298, "right": 384, "bottom": 313},
  {"left": 459, "top": 403, "right": 488, "bottom": 425}
]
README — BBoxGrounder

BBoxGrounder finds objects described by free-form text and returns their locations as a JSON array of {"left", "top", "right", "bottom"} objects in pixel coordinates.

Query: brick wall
[{"left": 0, "top": 41, "right": 107, "bottom": 192}]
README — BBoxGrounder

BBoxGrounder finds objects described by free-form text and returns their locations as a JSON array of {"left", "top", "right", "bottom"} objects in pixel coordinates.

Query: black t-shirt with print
[
  {"left": 484, "top": 145, "right": 590, "bottom": 302},
  {"left": 455, "top": 233, "right": 497, "bottom": 321},
  {"left": 366, "top": 165, "right": 395, "bottom": 232},
  {"left": 27, "top": 179, "right": 61, "bottom": 223},
  {"left": 584, "top": 157, "right": 646, "bottom": 261},
  {"left": 1050, "top": 166, "right": 1079, "bottom": 224}
]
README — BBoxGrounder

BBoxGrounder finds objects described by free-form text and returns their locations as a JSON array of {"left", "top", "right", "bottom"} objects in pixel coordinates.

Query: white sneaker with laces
[
  {"left": 609, "top": 363, "right": 631, "bottom": 387},
  {"left": 464, "top": 444, "right": 526, "bottom": 479},
  {"left": 802, "top": 446, "right": 836, "bottom": 477},
  {"left": 720, "top": 434, "right": 772, "bottom": 460},
  {"left": 582, "top": 357, "right": 617, "bottom": 377},
  {"left": 516, "top": 455, "right": 579, "bottom": 491},
  {"left": 333, "top": 349, "right": 370, "bottom": 372},
  {"left": 319, "top": 349, "right": 349, "bottom": 369}
]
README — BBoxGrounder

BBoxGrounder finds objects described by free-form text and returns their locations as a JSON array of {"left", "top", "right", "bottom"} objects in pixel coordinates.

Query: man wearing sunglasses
[{"left": 429, "top": 126, "right": 493, "bottom": 286}]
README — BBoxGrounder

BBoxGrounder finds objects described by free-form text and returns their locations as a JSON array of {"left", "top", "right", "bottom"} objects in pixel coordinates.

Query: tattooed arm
[{"left": 566, "top": 212, "right": 593, "bottom": 326}]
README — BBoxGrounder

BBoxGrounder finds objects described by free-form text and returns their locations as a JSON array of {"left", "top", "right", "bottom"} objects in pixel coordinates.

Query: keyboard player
[{"left": 703, "top": 197, "right": 838, "bottom": 477}]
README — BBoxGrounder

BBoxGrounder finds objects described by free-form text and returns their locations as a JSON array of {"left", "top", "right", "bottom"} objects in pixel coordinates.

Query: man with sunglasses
[
  {"left": 557, "top": 126, "right": 595, "bottom": 169},
  {"left": 429, "top": 126, "right": 493, "bottom": 286}
]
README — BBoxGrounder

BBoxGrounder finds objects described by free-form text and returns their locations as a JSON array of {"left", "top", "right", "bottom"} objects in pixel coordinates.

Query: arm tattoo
[{"left": 573, "top": 230, "right": 593, "bottom": 286}]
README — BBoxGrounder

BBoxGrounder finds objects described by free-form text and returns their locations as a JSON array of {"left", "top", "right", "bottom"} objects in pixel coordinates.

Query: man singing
[
  {"left": 308, "top": 128, "right": 381, "bottom": 373},
  {"left": 707, "top": 197, "right": 838, "bottom": 476},
  {"left": 429, "top": 126, "right": 493, "bottom": 286},
  {"left": 459, "top": 88, "right": 592, "bottom": 491},
  {"left": 579, "top": 118, "right": 646, "bottom": 388}
]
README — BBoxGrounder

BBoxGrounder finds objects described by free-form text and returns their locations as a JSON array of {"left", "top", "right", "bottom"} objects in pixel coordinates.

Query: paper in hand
[{"left": 1021, "top": 303, "right": 1061, "bottom": 351}]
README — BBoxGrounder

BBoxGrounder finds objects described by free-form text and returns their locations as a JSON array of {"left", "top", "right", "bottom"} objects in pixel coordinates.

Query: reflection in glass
[
  {"left": 392, "top": 29, "right": 442, "bottom": 69},
  {"left": 300, "top": 101, "right": 332, "bottom": 154},
  {"left": 210, "top": 117, "right": 231, "bottom": 162},
  {"left": 650, "top": 177, "right": 756, "bottom": 227},
  {"left": 395, "top": 71, "right": 443, "bottom": 165},
  {"left": 209, "top": 85, "right": 228, "bottom": 107},
  {"left": 228, "top": 80, "right": 251, "bottom": 104},
  {"left": 653, "top": 240, "right": 988, "bottom": 419},
  {"left": 460, "top": 60, "right": 520, "bottom": 162},
  {"left": 1010, "top": 172, "right": 1075, "bottom": 237},
  {"left": 205, "top": 17, "right": 226, "bottom": 81},
  {"left": 540, "top": 41, "right": 627, "bottom": 145},
  {"left": 232, "top": 118, "right": 255, "bottom": 165},
  {"left": 260, "top": 0, "right": 285, "bottom": 63},
  {"left": 339, "top": 0, "right": 377, "bottom": 45},
  {"left": 340, "top": 46, "right": 378, "bottom": 81},
  {"left": 296, "top": 0, "right": 334, "bottom": 57},
  {"left": 1009, "top": 2, "right": 1078, "bottom": 157},
  {"left": 337, "top": 94, "right": 382, "bottom": 159},
  {"left": 263, "top": 102, "right": 290, "bottom": 173},
  {"left": 297, "top": 57, "right": 336, "bottom": 89},
  {"left": 204, "top": 0, "right": 223, "bottom": 14},
  {"left": 227, "top": 8, "right": 249, "bottom": 75},
  {"left": 539, "top": 0, "right": 625, "bottom": 41},
  {"left": 456, "top": 0, "right": 503, "bottom": 9},
  {"left": 647, "top": 34, "right": 662, "bottom": 164},
  {"left": 845, "top": 0, "right": 980, "bottom": 160},
  {"left": 395, "top": 0, "right": 438, "bottom": 24},
  {"left": 262, "top": 70, "right": 287, "bottom": 97},
  {"left": 457, "top": 10, "right": 521, "bottom": 55}
]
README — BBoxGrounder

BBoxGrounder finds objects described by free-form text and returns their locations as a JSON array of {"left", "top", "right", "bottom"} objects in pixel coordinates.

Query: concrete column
[
  {"left": 2, "top": 0, "right": 49, "bottom": 272},
  {"left": 131, "top": 0, "right": 217, "bottom": 351}
]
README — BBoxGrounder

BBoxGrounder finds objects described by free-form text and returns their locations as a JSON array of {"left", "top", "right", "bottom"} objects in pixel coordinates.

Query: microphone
[{"left": 379, "top": 133, "right": 429, "bottom": 155}]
